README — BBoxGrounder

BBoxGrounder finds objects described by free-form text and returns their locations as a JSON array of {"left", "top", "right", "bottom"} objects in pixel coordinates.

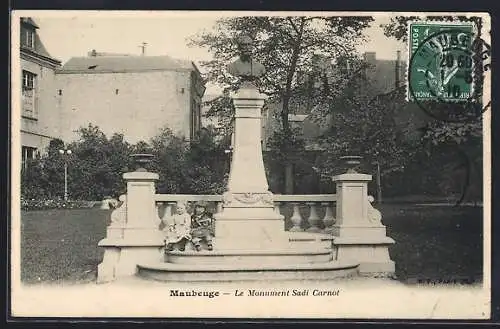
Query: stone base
[
  {"left": 358, "top": 260, "right": 396, "bottom": 275},
  {"left": 165, "top": 247, "right": 333, "bottom": 265},
  {"left": 214, "top": 215, "right": 288, "bottom": 251},
  {"left": 136, "top": 260, "right": 359, "bottom": 282},
  {"left": 331, "top": 225, "right": 388, "bottom": 239},
  {"left": 332, "top": 236, "right": 395, "bottom": 275},
  {"left": 288, "top": 232, "right": 334, "bottom": 250},
  {"left": 104, "top": 226, "right": 164, "bottom": 240},
  {"left": 97, "top": 238, "right": 164, "bottom": 283}
]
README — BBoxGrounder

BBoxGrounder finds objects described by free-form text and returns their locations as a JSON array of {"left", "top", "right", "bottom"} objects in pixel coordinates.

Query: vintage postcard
[{"left": 10, "top": 10, "right": 491, "bottom": 319}]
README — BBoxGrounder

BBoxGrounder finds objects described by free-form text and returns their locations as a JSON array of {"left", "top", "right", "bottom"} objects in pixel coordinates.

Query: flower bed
[{"left": 21, "top": 197, "right": 98, "bottom": 211}]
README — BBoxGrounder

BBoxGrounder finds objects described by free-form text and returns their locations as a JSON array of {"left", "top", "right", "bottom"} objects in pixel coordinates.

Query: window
[
  {"left": 21, "top": 26, "right": 35, "bottom": 49},
  {"left": 190, "top": 100, "right": 201, "bottom": 140},
  {"left": 21, "top": 146, "right": 37, "bottom": 171},
  {"left": 22, "top": 70, "right": 37, "bottom": 118},
  {"left": 23, "top": 71, "right": 35, "bottom": 90}
]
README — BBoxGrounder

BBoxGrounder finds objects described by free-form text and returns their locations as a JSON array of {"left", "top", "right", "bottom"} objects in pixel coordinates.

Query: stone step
[
  {"left": 164, "top": 247, "right": 334, "bottom": 265},
  {"left": 136, "top": 261, "right": 360, "bottom": 282}
]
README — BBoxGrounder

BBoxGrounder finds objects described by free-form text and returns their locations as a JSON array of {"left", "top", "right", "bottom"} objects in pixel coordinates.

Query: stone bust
[{"left": 227, "top": 34, "right": 265, "bottom": 82}]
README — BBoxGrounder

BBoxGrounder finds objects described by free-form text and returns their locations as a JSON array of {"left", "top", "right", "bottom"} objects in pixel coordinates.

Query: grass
[
  {"left": 19, "top": 204, "right": 483, "bottom": 284},
  {"left": 381, "top": 204, "right": 483, "bottom": 283},
  {"left": 20, "top": 209, "right": 110, "bottom": 284}
]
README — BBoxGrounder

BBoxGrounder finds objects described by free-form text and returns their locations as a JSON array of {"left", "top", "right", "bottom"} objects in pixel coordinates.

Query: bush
[
  {"left": 21, "top": 124, "right": 230, "bottom": 201},
  {"left": 21, "top": 197, "right": 97, "bottom": 211}
]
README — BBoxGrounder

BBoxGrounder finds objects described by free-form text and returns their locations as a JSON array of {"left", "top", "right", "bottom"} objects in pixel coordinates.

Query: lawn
[{"left": 19, "top": 204, "right": 483, "bottom": 284}]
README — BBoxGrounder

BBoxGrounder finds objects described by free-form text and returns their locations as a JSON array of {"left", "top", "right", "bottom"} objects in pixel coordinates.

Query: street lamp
[
  {"left": 58, "top": 148, "right": 72, "bottom": 201},
  {"left": 372, "top": 160, "right": 382, "bottom": 204},
  {"left": 224, "top": 146, "right": 233, "bottom": 173}
]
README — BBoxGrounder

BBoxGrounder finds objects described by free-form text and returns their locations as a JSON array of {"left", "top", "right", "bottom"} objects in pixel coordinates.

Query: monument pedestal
[
  {"left": 213, "top": 86, "right": 287, "bottom": 252},
  {"left": 97, "top": 171, "right": 163, "bottom": 283},
  {"left": 331, "top": 173, "right": 395, "bottom": 275}
]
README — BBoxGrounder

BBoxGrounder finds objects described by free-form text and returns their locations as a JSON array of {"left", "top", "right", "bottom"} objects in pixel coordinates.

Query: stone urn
[
  {"left": 339, "top": 155, "right": 363, "bottom": 173},
  {"left": 130, "top": 153, "right": 154, "bottom": 172}
]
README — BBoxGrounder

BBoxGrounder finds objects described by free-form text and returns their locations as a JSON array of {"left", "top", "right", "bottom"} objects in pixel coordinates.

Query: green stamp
[{"left": 408, "top": 21, "right": 475, "bottom": 102}]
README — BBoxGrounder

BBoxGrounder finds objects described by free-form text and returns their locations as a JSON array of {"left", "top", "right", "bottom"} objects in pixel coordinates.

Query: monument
[
  {"left": 213, "top": 34, "right": 287, "bottom": 251},
  {"left": 98, "top": 34, "right": 395, "bottom": 283}
]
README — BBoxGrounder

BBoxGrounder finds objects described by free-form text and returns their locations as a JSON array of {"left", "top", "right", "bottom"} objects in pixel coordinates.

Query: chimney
[
  {"left": 395, "top": 50, "right": 401, "bottom": 89},
  {"left": 139, "top": 42, "right": 147, "bottom": 56}
]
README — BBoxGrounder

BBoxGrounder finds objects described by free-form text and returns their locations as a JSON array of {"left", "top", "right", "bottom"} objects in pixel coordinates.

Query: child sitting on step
[
  {"left": 164, "top": 201, "right": 191, "bottom": 252},
  {"left": 191, "top": 201, "right": 215, "bottom": 251}
]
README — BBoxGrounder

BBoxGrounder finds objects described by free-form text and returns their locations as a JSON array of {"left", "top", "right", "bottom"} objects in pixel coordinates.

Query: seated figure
[
  {"left": 164, "top": 202, "right": 191, "bottom": 251},
  {"left": 191, "top": 201, "right": 215, "bottom": 251}
]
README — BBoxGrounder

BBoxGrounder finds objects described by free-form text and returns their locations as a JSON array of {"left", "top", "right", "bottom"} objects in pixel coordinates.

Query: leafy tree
[
  {"left": 21, "top": 124, "right": 231, "bottom": 202},
  {"left": 148, "top": 126, "right": 228, "bottom": 194},
  {"left": 382, "top": 15, "right": 485, "bottom": 203},
  {"left": 21, "top": 138, "right": 67, "bottom": 200},
  {"left": 148, "top": 127, "right": 189, "bottom": 193},
  {"left": 382, "top": 15, "right": 483, "bottom": 43},
  {"left": 64, "top": 124, "right": 133, "bottom": 200},
  {"left": 310, "top": 63, "right": 418, "bottom": 186},
  {"left": 190, "top": 16, "right": 373, "bottom": 154}
]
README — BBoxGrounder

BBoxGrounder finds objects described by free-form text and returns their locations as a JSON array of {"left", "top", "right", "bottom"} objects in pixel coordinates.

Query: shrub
[
  {"left": 20, "top": 197, "right": 97, "bottom": 211},
  {"left": 21, "top": 124, "right": 231, "bottom": 201}
]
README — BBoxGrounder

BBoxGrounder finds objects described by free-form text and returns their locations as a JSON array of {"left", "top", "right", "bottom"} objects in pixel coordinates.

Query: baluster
[
  {"left": 321, "top": 202, "right": 335, "bottom": 233},
  {"left": 289, "top": 202, "right": 303, "bottom": 232},
  {"left": 306, "top": 202, "right": 322, "bottom": 232},
  {"left": 161, "top": 202, "right": 173, "bottom": 224},
  {"left": 155, "top": 202, "right": 162, "bottom": 228},
  {"left": 216, "top": 201, "right": 223, "bottom": 214}
]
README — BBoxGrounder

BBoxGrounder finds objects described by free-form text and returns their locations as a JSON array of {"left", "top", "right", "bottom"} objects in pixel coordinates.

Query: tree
[
  {"left": 184, "top": 128, "right": 229, "bottom": 194},
  {"left": 147, "top": 126, "right": 228, "bottom": 195},
  {"left": 382, "top": 15, "right": 485, "bottom": 203},
  {"left": 21, "top": 138, "right": 67, "bottom": 200},
  {"left": 310, "top": 62, "right": 418, "bottom": 187},
  {"left": 190, "top": 16, "right": 373, "bottom": 155},
  {"left": 65, "top": 124, "right": 133, "bottom": 200},
  {"left": 21, "top": 124, "right": 231, "bottom": 202}
]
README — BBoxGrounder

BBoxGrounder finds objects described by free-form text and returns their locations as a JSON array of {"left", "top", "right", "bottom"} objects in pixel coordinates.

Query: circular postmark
[{"left": 408, "top": 27, "right": 491, "bottom": 123}]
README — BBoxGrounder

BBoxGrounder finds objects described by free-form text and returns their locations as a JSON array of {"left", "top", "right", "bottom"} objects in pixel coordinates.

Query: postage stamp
[
  {"left": 408, "top": 21, "right": 475, "bottom": 101},
  {"left": 407, "top": 19, "right": 491, "bottom": 122}
]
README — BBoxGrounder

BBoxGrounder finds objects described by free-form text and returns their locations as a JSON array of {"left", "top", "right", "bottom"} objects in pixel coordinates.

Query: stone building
[
  {"left": 19, "top": 17, "right": 61, "bottom": 169},
  {"left": 18, "top": 17, "right": 206, "bottom": 173},
  {"left": 262, "top": 51, "right": 408, "bottom": 194},
  {"left": 55, "top": 52, "right": 206, "bottom": 144}
]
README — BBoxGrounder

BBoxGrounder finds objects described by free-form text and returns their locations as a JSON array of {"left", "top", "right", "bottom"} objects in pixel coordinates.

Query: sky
[{"left": 24, "top": 11, "right": 406, "bottom": 94}]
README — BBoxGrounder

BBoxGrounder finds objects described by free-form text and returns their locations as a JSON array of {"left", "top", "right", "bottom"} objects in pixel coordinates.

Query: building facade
[
  {"left": 20, "top": 17, "right": 61, "bottom": 169},
  {"left": 55, "top": 53, "right": 205, "bottom": 144}
]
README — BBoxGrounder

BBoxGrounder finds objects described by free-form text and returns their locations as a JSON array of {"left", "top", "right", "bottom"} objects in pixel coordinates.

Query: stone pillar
[
  {"left": 215, "top": 85, "right": 285, "bottom": 250},
  {"left": 97, "top": 171, "right": 163, "bottom": 283},
  {"left": 331, "top": 173, "right": 395, "bottom": 275}
]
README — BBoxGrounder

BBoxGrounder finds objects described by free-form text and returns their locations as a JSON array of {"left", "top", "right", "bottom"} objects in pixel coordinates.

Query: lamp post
[
  {"left": 372, "top": 160, "right": 382, "bottom": 204},
  {"left": 224, "top": 146, "right": 233, "bottom": 173},
  {"left": 58, "top": 148, "right": 72, "bottom": 201}
]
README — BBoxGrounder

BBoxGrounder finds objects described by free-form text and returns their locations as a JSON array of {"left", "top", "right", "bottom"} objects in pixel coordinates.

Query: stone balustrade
[{"left": 154, "top": 194, "right": 337, "bottom": 233}]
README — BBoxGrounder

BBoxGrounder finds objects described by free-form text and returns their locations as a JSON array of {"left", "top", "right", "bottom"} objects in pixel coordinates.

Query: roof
[
  {"left": 20, "top": 18, "right": 61, "bottom": 66},
  {"left": 58, "top": 55, "right": 198, "bottom": 74},
  {"left": 20, "top": 17, "right": 39, "bottom": 29}
]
